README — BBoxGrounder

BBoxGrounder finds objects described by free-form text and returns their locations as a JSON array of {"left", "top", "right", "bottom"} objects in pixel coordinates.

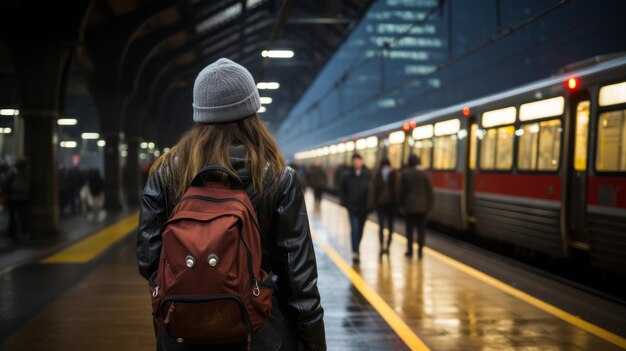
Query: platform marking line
[
  {"left": 311, "top": 229, "right": 431, "bottom": 351},
  {"left": 41, "top": 212, "right": 139, "bottom": 264},
  {"left": 366, "top": 220, "right": 626, "bottom": 349}
]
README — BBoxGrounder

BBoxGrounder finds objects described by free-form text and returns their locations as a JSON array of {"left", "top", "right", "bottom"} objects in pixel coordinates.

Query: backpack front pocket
[{"left": 161, "top": 295, "right": 252, "bottom": 344}]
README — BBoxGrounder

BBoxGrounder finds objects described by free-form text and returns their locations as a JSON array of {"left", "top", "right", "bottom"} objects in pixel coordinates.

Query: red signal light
[
  {"left": 403, "top": 123, "right": 410, "bottom": 132},
  {"left": 462, "top": 106, "right": 470, "bottom": 117},
  {"left": 410, "top": 121, "right": 417, "bottom": 128},
  {"left": 567, "top": 78, "right": 578, "bottom": 90}
]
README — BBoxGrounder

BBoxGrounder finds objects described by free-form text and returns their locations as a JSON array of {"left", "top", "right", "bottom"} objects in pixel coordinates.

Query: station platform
[{"left": 0, "top": 192, "right": 625, "bottom": 350}]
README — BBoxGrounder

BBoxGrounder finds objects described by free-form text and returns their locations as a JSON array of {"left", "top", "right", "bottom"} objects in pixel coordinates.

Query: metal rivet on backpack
[
  {"left": 176, "top": 338, "right": 184, "bottom": 343},
  {"left": 207, "top": 254, "right": 218, "bottom": 267},
  {"left": 185, "top": 255, "right": 195, "bottom": 268}
]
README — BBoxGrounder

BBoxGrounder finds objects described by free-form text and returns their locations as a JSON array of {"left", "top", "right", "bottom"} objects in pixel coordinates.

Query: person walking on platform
[
  {"left": 398, "top": 154, "right": 433, "bottom": 259},
  {"left": 340, "top": 153, "right": 372, "bottom": 264},
  {"left": 368, "top": 158, "right": 397, "bottom": 257},
  {"left": 307, "top": 159, "right": 327, "bottom": 207},
  {"left": 137, "top": 58, "right": 326, "bottom": 351},
  {"left": 6, "top": 157, "right": 31, "bottom": 241}
]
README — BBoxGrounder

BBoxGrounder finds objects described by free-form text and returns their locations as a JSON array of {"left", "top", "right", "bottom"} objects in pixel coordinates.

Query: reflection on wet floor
[
  {"left": 0, "top": 190, "right": 624, "bottom": 350},
  {"left": 307, "top": 192, "right": 624, "bottom": 351}
]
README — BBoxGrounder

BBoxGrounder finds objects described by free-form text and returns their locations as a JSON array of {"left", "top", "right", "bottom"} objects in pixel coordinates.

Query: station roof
[{"left": 0, "top": 0, "right": 375, "bottom": 146}]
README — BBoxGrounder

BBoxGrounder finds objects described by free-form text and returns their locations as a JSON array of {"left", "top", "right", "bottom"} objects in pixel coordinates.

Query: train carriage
[{"left": 294, "top": 54, "right": 626, "bottom": 275}]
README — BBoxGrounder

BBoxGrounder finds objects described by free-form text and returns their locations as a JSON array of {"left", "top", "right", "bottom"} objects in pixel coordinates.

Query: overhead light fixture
[
  {"left": 258, "top": 106, "right": 267, "bottom": 113},
  {"left": 0, "top": 109, "right": 19, "bottom": 116},
  {"left": 0, "top": 128, "right": 12, "bottom": 134},
  {"left": 260, "top": 97, "right": 273, "bottom": 104},
  {"left": 97, "top": 140, "right": 106, "bottom": 147},
  {"left": 58, "top": 118, "right": 78, "bottom": 125},
  {"left": 261, "top": 50, "right": 294, "bottom": 58},
  {"left": 81, "top": 132, "right": 100, "bottom": 139},
  {"left": 257, "top": 82, "right": 280, "bottom": 90},
  {"left": 140, "top": 142, "right": 148, "bottom": 149},
  {"left": 121, "top": 150, "right": 128, "bottom": 157},
  {"left": 60, "top": 141, "right": 78, "bottom": 148},
  {"left": 164, "top": 147, "right": 171, "bottom": 153},
  {"left": 148, "top": 142, "right": 155, "bottom": 149}
]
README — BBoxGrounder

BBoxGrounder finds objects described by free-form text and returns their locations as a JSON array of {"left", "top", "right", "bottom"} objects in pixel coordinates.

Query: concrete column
[
  {"left": 124, "top": 137, "right": 140, "bottom": 206},
  {"left": 12, "top": 46, "right": 70, "bottom": 236},
  {"left": 21, "top": 111, "right": 60, "bottom": 235},
  {"left": 103, "top": 132, "right": 123, "bottom": 209}
]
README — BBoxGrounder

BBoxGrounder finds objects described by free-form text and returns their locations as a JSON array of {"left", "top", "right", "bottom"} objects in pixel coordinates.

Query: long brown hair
[{"left": 150, "top": 114, "right": 286, "bottom": 201}]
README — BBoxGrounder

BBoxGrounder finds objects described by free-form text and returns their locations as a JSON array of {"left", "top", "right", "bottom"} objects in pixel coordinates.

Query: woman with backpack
[{"left": 137, "top": 58, "right": 326, "bottom": 351}]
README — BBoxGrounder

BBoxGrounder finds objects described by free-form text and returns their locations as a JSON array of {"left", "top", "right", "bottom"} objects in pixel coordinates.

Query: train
[{"left": 293, "top": 53, "right": 626, "bottom": 276}]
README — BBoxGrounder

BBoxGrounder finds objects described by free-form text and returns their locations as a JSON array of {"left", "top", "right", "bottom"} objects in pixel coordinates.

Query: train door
[
  {"left": 464, "top": 116, "right": 478, "bottom": 224},
  {"left": 568, "top": 93, "right": 591, "bottom": 247}
]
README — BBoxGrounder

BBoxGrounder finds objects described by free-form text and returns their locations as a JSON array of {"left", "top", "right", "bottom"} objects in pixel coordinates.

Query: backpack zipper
[{"left": 160, "top": 295, "right": 253, "bottom": 333}]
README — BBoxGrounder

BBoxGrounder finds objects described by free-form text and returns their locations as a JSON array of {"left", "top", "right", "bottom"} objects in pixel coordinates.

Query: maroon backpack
[{"left": 148, "top": 166, "right": 277, "bottom": 346}]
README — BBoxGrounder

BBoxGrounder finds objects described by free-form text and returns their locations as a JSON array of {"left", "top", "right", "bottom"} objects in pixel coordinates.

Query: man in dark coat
[
  {"left": 368, "top": 158, "right": 398, "bottom": 256},
  {"left": 397, "top": 154, "right": 433, "bottom": 259},
  {"left": 306, "top": 159, "right": 327, "bottom": 206},
  {"left": 340, "top": 153, "right": 372, "bottom": 263}
]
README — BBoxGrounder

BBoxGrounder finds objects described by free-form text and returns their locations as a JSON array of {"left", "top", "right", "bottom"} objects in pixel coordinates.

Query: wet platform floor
[{"left": 0, "top": 192, "right": 624, "bottom": 350}]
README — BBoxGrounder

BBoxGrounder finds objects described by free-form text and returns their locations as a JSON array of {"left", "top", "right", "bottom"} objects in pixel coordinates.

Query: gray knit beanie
[{"left": 192, "top": 58, "right": 261, "bottom": 123}]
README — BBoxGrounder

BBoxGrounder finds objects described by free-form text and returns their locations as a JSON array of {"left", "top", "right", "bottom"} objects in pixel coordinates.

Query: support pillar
[
  {"left": 103, "top": 132, "right": 123, "bottom": 209},
  {"left": 124, "top": 137, "right": 141, "bottom": 206},
  {"left": 12, "top": 46, "right": 70, "bottom": 236}
]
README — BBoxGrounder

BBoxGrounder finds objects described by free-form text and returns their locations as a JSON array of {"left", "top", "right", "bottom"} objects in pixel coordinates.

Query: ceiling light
[
  {"left": 258, "top": 106, "right": 267, "bottom": 113},
  {"left": 97, "top": 140, "right": 106, "bottom": 147},
  {"left": 60, "top": 141, "right": 78, "bottom": 148},
  {"left": 148, "top": 142, "right": 155, "bottom": 149},
  {"left": 0, "top": 128, "right": 12, "bottom": 134},
  {"left": 257, "top": 82, "right": 280, "bottom": 90},
  {"left": 260, "top": 97, "right": 273, "bottom": 104},
  {"left": 140, "top": 142, "right": 148, "bottom": 149},
  {"left": 58, "top": 118, "right": 78, "bottom": 125},
  {"left": 0, "top": 109, "right": 19, "bottom": 116},
  {"left": 81, "top": 132, "right": 100, "bottom": 139},
  {"left": 261, "top": 50, "right": 294, "bottom": 58}
]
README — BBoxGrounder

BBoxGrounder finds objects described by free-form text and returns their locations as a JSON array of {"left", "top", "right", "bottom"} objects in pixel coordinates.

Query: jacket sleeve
[
  {"left": 137, "top": 167, "right": 169, "bottom": 281},
  {"left": 273, "top": 169, "right": 326, "bottom": 351}
]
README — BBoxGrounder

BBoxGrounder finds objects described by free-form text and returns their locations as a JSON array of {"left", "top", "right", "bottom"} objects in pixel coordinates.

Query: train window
[
  {"left": 596, "top": 109, "right": 626, "bottom": 171},
  {"left": 413, "top": 139, "right": 432, "bottom": 169},
  {"left": 574, "top": 101, "right": 590, "bottom": 171},
  {"left": 388, "top": 131, "right": 405, "bottom": 169},
  {"left": 469, "top": 124, "right": 477, "bottom": 170},
  {"left": 519, "top": 96, "right": 564, "bottom": 121},
  {"left": 388, "top": 144, "right": 403, "bottom": 169},
  {"left": 479, "top": 126, "right": 514, "bottom": 170},
  {"left": 433, "top": 135, "right": 457, "bottom": 170},
  {"left": 517, "top": 119, "right": 562, "bottom": 171},
  {"left": 599, "top": 81, "right": 626, "bottom": 106},
  {"left": 482, "top": 106, "right": 516, "bottom": 127}
]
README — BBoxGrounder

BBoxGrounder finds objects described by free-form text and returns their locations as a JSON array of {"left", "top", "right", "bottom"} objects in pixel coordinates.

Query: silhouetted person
[
  {"left": 307, "top": 159, "right": 327, "bottom": 206},
  {"left": 340, "top": 153, "right": 372, "bottom": 263},
  {"left": 398, "top": 154, "right": 433, "bottom": 259},
  {"left": 7, "top": 157, "right": 31, "bottom": 241},
  {"left": 369, "top": 158, "right": 398, "bottom": 257}
]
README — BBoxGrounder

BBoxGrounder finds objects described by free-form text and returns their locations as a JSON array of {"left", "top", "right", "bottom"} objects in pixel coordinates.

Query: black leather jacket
[{"left": 136, "top": 146, "right": 326, "bottom": 351}]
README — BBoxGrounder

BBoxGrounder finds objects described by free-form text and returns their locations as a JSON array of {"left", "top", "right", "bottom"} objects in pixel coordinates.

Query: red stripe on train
[
  {"left": 429, "top": 171, "right": 463, "bottom": 190},
  {"left": 588, "top": 176, "right": 626, "bottom": 209},
  {"left": 474, "top": 173, "right": 561, "bottom": 201}
]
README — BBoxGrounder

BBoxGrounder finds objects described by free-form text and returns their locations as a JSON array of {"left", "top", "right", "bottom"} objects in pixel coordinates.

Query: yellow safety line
[
  {"left": 311, "top": 229, "right": 431, "bottom": 351},
  {"left": 41, "top": 212, "right": 140, "bottom": 264},
  {"left": 365, "top": 220, "right": 626, "bottom": 349}
]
